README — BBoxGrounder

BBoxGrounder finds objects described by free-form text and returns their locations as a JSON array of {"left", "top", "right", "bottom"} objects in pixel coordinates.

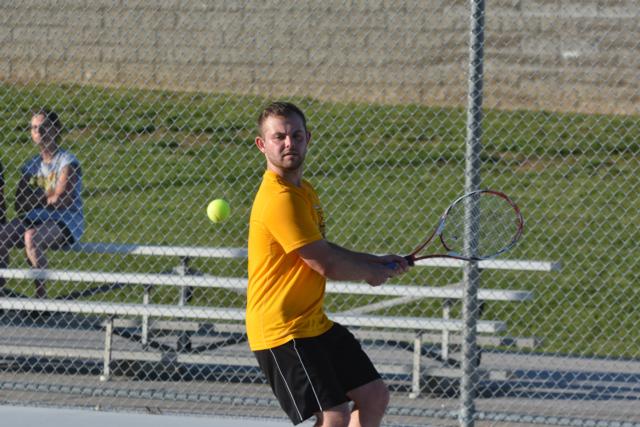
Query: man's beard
[{"left": 280, "top": 154, "right": 304, "bottom": 170}]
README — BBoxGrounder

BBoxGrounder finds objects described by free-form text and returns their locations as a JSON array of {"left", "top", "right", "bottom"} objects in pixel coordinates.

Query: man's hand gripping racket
[{"left": 389, "top": 189, "right": 523, "bottom": 268}]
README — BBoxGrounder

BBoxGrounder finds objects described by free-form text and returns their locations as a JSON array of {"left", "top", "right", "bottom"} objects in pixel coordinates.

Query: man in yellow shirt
[{"left": 247, "top": 102, "right": 408, "bottom": 427}]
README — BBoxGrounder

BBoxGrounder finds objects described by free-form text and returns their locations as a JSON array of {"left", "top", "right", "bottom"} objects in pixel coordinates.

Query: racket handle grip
[{"left": 385, "top": 256, "right": 415, "bottom": 269}]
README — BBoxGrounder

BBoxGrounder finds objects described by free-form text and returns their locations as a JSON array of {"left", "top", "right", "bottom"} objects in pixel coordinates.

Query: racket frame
[{"left": 406, "top": 189, "right": 523, "bottom": 264}]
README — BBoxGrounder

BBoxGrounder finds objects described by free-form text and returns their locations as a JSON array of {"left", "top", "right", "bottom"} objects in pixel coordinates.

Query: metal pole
[{"left": 460, "top": 0, "right": 485, "bottom": 426}]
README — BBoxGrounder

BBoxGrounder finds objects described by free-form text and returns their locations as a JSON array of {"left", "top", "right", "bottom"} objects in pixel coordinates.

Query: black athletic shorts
[{"left": 254, "top": 322, "right": 381, "bottom": 425}]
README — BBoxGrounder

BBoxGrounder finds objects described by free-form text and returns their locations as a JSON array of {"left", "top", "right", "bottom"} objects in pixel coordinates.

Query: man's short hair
[{"left": 258, "top": 102, "right": 307, "bottom": 134}]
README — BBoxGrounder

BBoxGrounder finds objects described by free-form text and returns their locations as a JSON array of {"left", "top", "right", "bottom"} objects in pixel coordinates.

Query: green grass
[{"left": 1, "top": 82, "right": 638, "bottom": 358}]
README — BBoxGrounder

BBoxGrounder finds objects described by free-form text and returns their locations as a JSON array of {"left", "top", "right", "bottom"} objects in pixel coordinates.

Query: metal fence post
[{"left": 460, "top": 0, "right": 486, "bottom": 426}]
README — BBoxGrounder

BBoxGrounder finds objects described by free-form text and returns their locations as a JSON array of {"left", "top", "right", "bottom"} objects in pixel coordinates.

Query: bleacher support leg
[
  {"left": 409, "top": 332, "right": 423, "bottom": 399},
  {"left": 442, "top": 299, "right": 452, "bottom": 360},
  {"left": 142, "top": 285, "right": 150, "bottom": 346},
  {"left": 101, "top": 316, "right": 114, "bottom": 381}
]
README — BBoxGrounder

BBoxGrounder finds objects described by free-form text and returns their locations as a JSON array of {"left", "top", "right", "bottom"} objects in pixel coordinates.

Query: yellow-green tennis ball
[{"left": 207, "top": 199, "right": 230, "bottom": 223}]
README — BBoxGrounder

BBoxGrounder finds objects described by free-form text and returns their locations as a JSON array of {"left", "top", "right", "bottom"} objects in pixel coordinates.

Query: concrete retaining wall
[{"left": 0, "top": 0, "right": 638, "bottom": 114}]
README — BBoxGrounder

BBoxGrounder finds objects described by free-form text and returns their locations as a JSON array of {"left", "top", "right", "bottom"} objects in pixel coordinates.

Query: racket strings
[{"left": 442, "top": 193, "right": 520, "bottom": 258}]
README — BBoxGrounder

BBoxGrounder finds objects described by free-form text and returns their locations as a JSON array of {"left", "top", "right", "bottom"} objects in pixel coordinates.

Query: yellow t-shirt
[{"left": 246, "top": 170, "right": 333, "bottom": 351}]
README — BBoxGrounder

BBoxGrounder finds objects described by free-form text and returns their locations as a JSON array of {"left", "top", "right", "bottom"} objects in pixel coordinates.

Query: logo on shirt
[
  {"left": 313, "top": 204, "right": 326, "bottom": 238},
  {"left": 29, "top": 172, "right": 57, "bottom": 192}
]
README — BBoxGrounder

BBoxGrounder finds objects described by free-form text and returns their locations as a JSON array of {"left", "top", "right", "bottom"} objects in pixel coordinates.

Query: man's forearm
[
  {"left": 306, "top": 241, "right": 382, "bottom": 282},
  {"left": 298, "top": 239, "right": 406, "bottom": 287},
  {"left": 327, "top": 242, "right": 379, "bottom": 263}
]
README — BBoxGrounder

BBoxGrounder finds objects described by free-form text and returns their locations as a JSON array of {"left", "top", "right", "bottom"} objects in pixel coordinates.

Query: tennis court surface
[{"left": 0, "top": 405, "right": 303, "bottom": 427}]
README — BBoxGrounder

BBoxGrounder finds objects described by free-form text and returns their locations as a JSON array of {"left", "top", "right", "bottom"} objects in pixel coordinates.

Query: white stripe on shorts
[
  {"left": 269, "top": 348, "right": 304, "bottom": 423},
  {"left": 292, "top": 339, "right": 324, "bottom": 412}
]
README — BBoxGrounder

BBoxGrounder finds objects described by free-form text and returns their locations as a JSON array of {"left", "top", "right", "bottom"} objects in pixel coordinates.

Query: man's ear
[{"left": 255, "top": 136, "right": 265, "bottom": 153}]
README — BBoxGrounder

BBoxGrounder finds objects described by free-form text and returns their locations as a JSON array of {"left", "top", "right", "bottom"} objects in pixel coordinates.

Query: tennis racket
[{"left": 393, "top": 189, "right": 523, "bottom": 266}]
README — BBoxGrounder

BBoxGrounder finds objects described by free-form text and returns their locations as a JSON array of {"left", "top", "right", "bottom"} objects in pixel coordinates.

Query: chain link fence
[{"left": 0, "top": 1, "right": 638, "bottom": 426}]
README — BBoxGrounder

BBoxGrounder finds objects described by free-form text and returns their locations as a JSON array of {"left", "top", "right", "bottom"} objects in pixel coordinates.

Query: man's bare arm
[
  {"left": 46, "top": 164, "right": 78, "bottom": 208},
  {"left": 296, "top": 239, "right": 408, "bottom": 287}
]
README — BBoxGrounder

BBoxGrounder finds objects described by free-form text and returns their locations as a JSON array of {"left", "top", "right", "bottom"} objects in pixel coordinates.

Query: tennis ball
[{"left": 207, "top": 199, "right": 230, "bottom": 223}]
